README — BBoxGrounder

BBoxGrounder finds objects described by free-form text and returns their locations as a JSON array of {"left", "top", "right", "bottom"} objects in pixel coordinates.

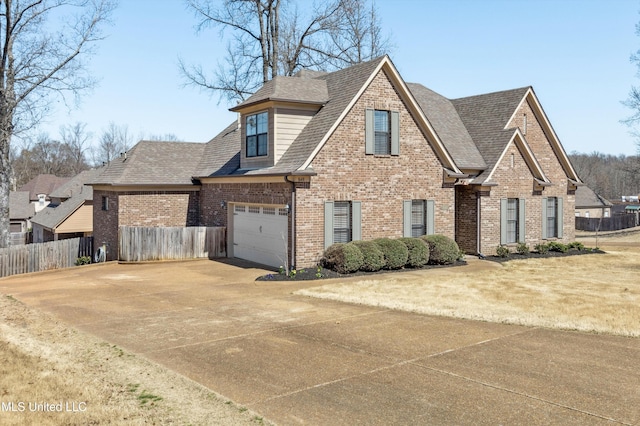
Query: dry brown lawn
[
  {"left": 296, "top": 230, "right": 640, "bottom": 337},
  {"left": 0, "top": 294, "right": 268, "bottom": 425},
  {"left": 1, "top": 230, "right": 638, "bottom": 425}
]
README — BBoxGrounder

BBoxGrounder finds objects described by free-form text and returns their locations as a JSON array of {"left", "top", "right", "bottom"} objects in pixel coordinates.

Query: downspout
[
  {"left": 285, "top": 175, "right": 296, "bottom": 269},
  {"left": 476, "top": 191, "right": 481, "bottom": 256}
]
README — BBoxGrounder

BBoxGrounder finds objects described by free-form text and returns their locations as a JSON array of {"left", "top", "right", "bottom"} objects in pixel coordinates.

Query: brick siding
[
  {"left": 93, "top": 189, "right": 199, "bottom": 261},
  {"left": 294, "top": 69, "right": 455, "bottom": 267},
  {"left": 470, "top": 99, "right": 576, "bottom": 256}
]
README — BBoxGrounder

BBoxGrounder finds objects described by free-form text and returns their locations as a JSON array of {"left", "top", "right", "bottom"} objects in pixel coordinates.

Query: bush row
[
  {"left": 496, "top": 241, "right": 587, "bottom": 257},
  {"left": 321, "top": 234, "right": 461, "bottom": 274}
]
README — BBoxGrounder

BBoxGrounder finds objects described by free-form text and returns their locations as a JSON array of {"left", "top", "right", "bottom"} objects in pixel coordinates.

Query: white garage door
[{"left": 233, "top": 204, "right": 288, "bottom": 268}]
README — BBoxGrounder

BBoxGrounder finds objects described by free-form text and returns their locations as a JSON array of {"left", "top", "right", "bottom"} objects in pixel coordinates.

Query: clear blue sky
[{"left": 37, "top": 0, "right": 640, "bottom": 156}]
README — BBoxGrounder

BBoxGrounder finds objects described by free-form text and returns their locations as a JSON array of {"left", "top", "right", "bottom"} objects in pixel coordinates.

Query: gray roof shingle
[
  {"left": 407, "top": 83, "right": 486, "bottom": 170},
  {"left": 30, "top": 195, "right": 86, "bottom": 229},
  {"left": 575, "top": 185, "right": 613, "bottom": 208},
  {"left": 452, "top": 87, "right": 530, "bottom": 182},
  {"left": 50, "top": 169, "right": 102, "bottom": 200},
  {"left": 91, "top": 141, "right": 206, "bottom": 186},
  {"left": 9, "top": 191, "right": 33, "bottom": 220},
  {"left": 18, "top": 174, "right": 70, "bottom": 201},
  {"left": 113, "top": 59, "right": 541, "bottom": 184},
  {"left": 194, "top": 122, "right": 241, "bottom": 178},
  {"left": 231, "top": 76, "right": 329, "bottom": 111},
  {"left": 196, "top": 56, "right": 387, "bottom": 177}
]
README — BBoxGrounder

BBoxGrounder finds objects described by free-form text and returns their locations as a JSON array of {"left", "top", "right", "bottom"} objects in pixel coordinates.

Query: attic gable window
[
  {"left": 374, "top": 110, "right": 390, "bottom": 154},
  {"left": 365, "top": 109, "right": 399, "bottom": 155},
  {"left": 246, "top": 111, "right": 268, "bottom": 157}
]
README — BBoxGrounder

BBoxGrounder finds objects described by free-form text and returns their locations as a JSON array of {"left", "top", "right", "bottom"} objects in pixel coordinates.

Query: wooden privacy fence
[
  {"left": 575, "top": 214, "right": 638, "bottom": 232},
  {"left": 0, "top": 237, "right": 93, "bottom": 278},
  {"left": 118, "top": 226, "right": 226, "bottom": 262}
]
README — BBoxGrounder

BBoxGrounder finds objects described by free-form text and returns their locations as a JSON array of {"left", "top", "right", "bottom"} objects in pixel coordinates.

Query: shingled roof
[
  {"left": 92, "top": 141, "right": 206, "bottom": 186},
  {"left": 50, "top": 169, "right": 102, "bottom": 200},
  {"left": 231, "top": 76, "right": 329, "bottom": 111},
  {"left": 196, "top": 56, "right": 388, "bottom": 177},
  {"left": 118, "top": 58, "right": 573, "bottom": 187},
  {"left": 575, "top": 185, "right": 613, "bottom": 208},
  {"left": 194, "top": 122, "right": 241, "bottom": 178},
  {"left": 407, "top": 83, "right": 486, "bottom": 170},
  {"left": 9, "top": 191, "right": 33, "bottom": 220},
  {"left": 18, "top": 174, "right": 70, "bottom": 201},
  {"left": 30, "top": 195, "right": 87, "bottom": 230},
  {"left": 451, "top": 87, "right": 530, "bottom": 182}
]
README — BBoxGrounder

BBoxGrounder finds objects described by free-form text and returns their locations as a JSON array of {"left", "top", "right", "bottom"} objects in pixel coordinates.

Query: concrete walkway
[{"left": 1, "top": 260, "right": 639, "bottom": 425}]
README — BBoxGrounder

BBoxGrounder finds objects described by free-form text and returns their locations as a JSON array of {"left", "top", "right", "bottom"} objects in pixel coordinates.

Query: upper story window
[
  {"left": 246, "top": 111, "right": 268, "bottom": 157},
  {"left": 365, "top": 109, "right": 399, "bottom": 156},
  {"left": 374, "top": 110, "right": 390, "bottom": 155}
]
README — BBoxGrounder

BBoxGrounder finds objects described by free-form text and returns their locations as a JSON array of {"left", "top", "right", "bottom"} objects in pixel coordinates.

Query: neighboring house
[
  {"left": 18, "top": 174, "right": 70, "bottom": 213},
  {"left": 9, "top": 191, "right": 33, "bottom": 245},
  {"left": 91, "top": 55, "right": 581, "bottom": 267},
  {"left": 31, "top": 169, "right": 102, "bottom": 242},
  {"left": 575, "top": 186, "right": 612, "bottom": 218}
]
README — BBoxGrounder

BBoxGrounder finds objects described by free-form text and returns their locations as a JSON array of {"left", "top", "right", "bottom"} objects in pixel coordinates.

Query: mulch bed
[
  {"left": 482, "top": 248, "right": 606, "bottom": 263},
  {"left": 256, "top": 248, "right": 606, "bottom": 281},
  {"left": 256, "top": 260, "right": 468, "bottom": 281}
]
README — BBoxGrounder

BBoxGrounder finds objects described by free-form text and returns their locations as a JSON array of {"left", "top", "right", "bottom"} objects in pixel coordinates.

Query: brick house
[
  {"left": 409, "top": 84, "right": 581, "bottom": 255},
  {"left": 91, "top": 55, "right": 581, "bottom": 266}
]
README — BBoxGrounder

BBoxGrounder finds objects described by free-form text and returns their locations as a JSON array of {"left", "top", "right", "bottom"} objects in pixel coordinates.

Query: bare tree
[
  {"left": 569, "top": 151, "right": 640, "bottom": 200},
  {"left": 93, "top": 122, "right": 133, "bottom": 166},
  {"left": 181, "top": 0, "right": 392, "bottom": 103},
  {"left": 11, "top": 131, "right": 91, "bottom": 187},
  {"left": 320, "top": 0, "right": 392, "bottom": 69},
  {"left": 0, "top": 0, "right": 115, "bottom": 248},
  {"left": 60, "top": 122, "right": 92, "bottom": 174}
]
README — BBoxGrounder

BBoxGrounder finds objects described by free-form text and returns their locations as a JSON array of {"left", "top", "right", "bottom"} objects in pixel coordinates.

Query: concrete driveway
[{"left": 1, "top": 259, "right": 639, "bottom": 425}]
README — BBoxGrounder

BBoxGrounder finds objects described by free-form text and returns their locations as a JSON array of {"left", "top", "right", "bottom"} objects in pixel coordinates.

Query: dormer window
[{"left": 246, "top": 111, "right": 268, "bottom": 157}]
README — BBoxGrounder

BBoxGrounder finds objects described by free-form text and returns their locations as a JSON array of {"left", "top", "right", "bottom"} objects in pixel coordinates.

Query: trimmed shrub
[
  {"left": 496, "top": 245, "right": 510, "bottom": 258},
  {"left": 516, "top": 242, "right": 530, "bottom": 255},
  {"left": 399, "top": 237, "right": 430, "bottom": 267},
  {"left": 352, "top": 240, "right": 386, "bottom": 272},
  {"left": 321, "top": 243, "right": 364, "bottom": 274},
  {"left": 374, "top": 238, "right": 409, "bottom": 269},
  {"left": 421, "top": 234, "right": 460, "bottom": 265},
  {"left": 547, "top": 241, "right": 568, "bottom": 253},
  {"left": 534, "top": 243, "right": 549, "bottom": 254}
]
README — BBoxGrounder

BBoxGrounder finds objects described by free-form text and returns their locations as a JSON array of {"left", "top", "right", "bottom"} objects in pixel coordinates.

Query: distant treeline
[{"left": 569, "top": 152, "right": 640, "bottom": 201}]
